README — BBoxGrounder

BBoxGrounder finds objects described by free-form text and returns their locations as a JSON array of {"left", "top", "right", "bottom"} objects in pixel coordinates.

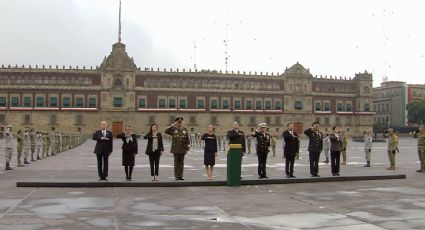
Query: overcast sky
[{"left": 0, "top": 0, "right": 424, "bottom": 87}]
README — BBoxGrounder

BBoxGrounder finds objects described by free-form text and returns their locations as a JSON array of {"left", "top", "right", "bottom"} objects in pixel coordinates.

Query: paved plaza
[{"left": 0, "top": 137, "right": 424, "bottom": 229}]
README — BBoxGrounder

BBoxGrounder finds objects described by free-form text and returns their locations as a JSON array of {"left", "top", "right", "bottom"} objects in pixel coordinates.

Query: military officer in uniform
[
  {"left": 414, "top": 125, "right": 425, "bottom": 173},
  {"left": 364, "top": 131, "right": 373, "bottom": 167},
  {"left": 304, "top": 121, "right": 324, "bottom": 177},
  {"left": 387, "top": 128, "right": 398, "bottom": 170},
  {"left": 16, "top": 130, "right": 24, "bottom": 167},
  {"left": 30, "top": 129, "right": 36, "bottom": 161},
  {"left": 5, "top": 125, "right": 14, "bottom": 170},
  {"left": 49, "top": 127, "right": 56, "bottom": 156},
  {"left": 251, "top": 123, "right": 271, "bottom": 179},
  {"left": 165, "top": 117, "right": 190, "bottom": 180},
  {"left": 41, "top": 132, "right": 48, "bottom": 158},
  {"left": 35, "top": 131, "right": 42, "bottom": 160},
  {"left": 23, "top": 128, "right": 31, "bottom": 164}
]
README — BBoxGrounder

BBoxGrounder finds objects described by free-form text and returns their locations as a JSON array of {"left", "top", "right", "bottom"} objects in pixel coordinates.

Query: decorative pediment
[{"left": 99, "top": 43, "right": 137, "bottom": 72}]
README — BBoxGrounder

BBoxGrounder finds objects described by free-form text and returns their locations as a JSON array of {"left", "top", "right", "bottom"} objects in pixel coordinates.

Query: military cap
[
  {"left": 175, "top": 117, "right": 184, "bottom": 122},
  {"left": 258, "top": 123, "right": 267, "bottom": 128}
]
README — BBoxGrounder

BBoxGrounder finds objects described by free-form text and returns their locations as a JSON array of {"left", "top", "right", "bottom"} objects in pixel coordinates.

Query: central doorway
[{"left": 112, "top": 122, "right": 123, "bottom": 137}]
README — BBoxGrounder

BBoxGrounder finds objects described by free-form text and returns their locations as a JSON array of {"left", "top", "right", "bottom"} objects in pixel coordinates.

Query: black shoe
[
  {"left": 5, "top": 163, "right": 14, "bottom": 171},
  {"left": 37, "top": 156, "right": 41, "bottom": 160},
  {"left": 290, "top": 175, "right": 296, "bottom": 178},
  {"left": 263, "top": 176, "right": 268, "bottom": 179},
  {"left": 336, "top": 173, "right": 340, "bottom": 176},
  {"left": 24, "top": 159, "right": 30, "bottom": 164},
  {"left": 416, "top": 169, "right": 421, "bottom": 172},
  {"left": 332, "top": 173, "right": 336, "bottom": 176},
  {"left": 175, "top": 178, "right": 179, "bottom": 181},
  {"left": 180, "top": 177, "right": 184, "bottom": 180}
]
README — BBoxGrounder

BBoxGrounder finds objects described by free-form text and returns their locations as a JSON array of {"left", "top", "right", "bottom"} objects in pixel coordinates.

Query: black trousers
[
  {"left": 96, "top": 153, "right": 109, "bottom": 179},
  {"left": 149, "top": 150, "right": 161, "bottom": 176},
  {"left": 331, "top": 151, "right": 341, "bottom": 174},
  {"left": 257, "top": 151, "right": 268, "bottom": 177},
  {"left": 285, "top": 155, "right": 295, "bottom": 175},
  {"left": 173, "top": 153, "right": 185, "bottom": 178},
  {"left": 309, "top": 151, "right": 320, "bottom": 175}
]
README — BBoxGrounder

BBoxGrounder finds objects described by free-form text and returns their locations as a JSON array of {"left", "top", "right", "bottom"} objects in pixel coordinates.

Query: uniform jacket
[
  {"left": 282, "top": 130, "right": 300, "bottom": 157},
  {"left": 387, "top": 134, "right": 398, "bottom": 152},
  {"left": 165, "top": 126, "right": 190, "bottom": 154},
  {"left": 251, "top": 130, "right": 271, "bottom": 153},
  {"left": 5, "top": 132, "right": 14, "bottom": 149},
  {"left": 92, "top": 130, "right": 113, "bottom": 155},
  {"left": 227, "top": 129, "right": 246, "bottom": 153},
  {"left": 414, "top": 130, "right": 425, "bottom": 151},
  {"left": 143, "top": 132, "right": 164, "bottom": 155},
  {"left": 364, "top": 135, "right": 373, "bottom": 150},
  {"left": 329, "top": 133, "right": 343, "bottom": 152},
  {"left": 304, "top": 128, "right": 323, "bottom": 152}
]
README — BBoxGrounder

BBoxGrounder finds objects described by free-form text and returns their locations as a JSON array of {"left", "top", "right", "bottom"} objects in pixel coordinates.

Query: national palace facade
[{"left": 0, "top": 42, "right": 374, "bottom": 136}]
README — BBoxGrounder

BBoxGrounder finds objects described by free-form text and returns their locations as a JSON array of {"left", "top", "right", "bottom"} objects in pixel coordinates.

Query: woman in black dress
[
  {"left": 116, "top": 126, "right": 138, "bottom": 181},
  {"left": 144, "top": 124, "right": 164, "bottom": 181},
  {"left": 201, "top": 124, "right": 218, "bottom": 180}
]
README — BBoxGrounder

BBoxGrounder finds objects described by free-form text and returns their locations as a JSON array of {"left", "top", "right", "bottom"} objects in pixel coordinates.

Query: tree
[{"left": 407, "top": 99, "right": 425, "bottom": 125}]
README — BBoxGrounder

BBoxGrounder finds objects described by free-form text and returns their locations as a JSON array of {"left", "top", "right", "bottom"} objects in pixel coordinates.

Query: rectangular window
[
  {"left": 222, "top": 100, "right": 229, "bottom": 109},
  {"left": 0, "top": 97, "right": 6, "bottom": 107},
  {"left": 179, "top": 99, "right": 186, "bottom": 109},
  {"left": 197, "top": 100, "right": 205, "bottom": 109},
  {"left": 337, "top": 103, "right": 344, "bottom": 112},
  {"left": 0, "top": 114, "right": 5, "bottom": 124},
  {"left": 75, "top": 114, "right": 83, "bottom": 124},
  {"left": 158, "top": 99, "right": 166, "bottom": 108},
  {"left": 190, "top": 116, "right": 196, "bottom": 124},
  {"left": 256, "top": 101, "right": 262, "bottom": 110},
  {"left": 23, "top": 97, "right": 31, "bottom": 107},
  {"left": 364, "top": 103, "right": 370, "bottom": 112},
  {"left": 36, "top": 97, "right": 44, "bottom": 107},
  {"left": 246, "top": 101, "right": 253, "bottom": 109},
  {"left": 250, "top": 116, "right": 256, "bottom": 125},
  {"left": 295, "top": 101, "right": 303, "bottom": 110},
  {"left": 138, "top": 98, "right": 145, "bottom": 108},
  {"left": 169, "top": 99, "right": 176, "bottom": 108},
  {"left": 346, "top": 103, "right": 352, "bottom": 112},
  {"left": 315, "top": 102, "right": 321, "bottom": 111},
  {"left": 275, "top": 101, "right": 282, "bottom": 110},
  {"left": 11, "top": 97, "right": 19, "bottom": 107},
  {"left": 265, "top": 101, "right": 272, "bottom": 110},
  {"left": 324, "top": 102, "right": 330, "bottom": 111},
  {"left": 49, "top": 114, "right": 57, "bottom": 124},
  {"left": 24, "top": 114, "right": 31, "bottom": 124},
  {"left": 62, "top": 97, "right": 71, "bottom": 108},
  {"left": 89, "top": 98, "right": 97, "bottom": 108},
  {"left": 76, "top": 98, "right": 85, "bottom": 108},
  {"left": 149, "top": 115, "right": 155, "bottom": 124},
  {"left": 49, "top": 97, "right": 58, "bottom": 107},
  {"left": 234, "top": 100, "right": 241, "bottom": 109},
  {"left": 211, "top": 100, "right": 218, "bottom": 109},
  {"left": 211, "top": 116, "right": 218, "bottom": 125}
]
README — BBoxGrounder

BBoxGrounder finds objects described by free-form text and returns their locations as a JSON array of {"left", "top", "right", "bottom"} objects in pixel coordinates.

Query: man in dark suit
[
  {"left": 93, "top": 121, "right": 113, "bottom": 181},
  {"left": 304, "top": 121, "right": 324, "bottom": 177},
  {"left": 282, "top": 123, "right": 300, "bottom": 178},
  {"left": 227, "top": 121, "right": 246, "bottom": 179}
]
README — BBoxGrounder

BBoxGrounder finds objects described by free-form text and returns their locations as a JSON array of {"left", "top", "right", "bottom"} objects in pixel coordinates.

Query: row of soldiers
[{"left": 3, "top": 125, "right": 87, "bottom": 170}]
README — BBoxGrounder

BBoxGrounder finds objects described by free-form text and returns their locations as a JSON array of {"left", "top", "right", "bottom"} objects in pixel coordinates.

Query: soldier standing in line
[
  {"left": 364, "top": 131, "right": 373, "bottom": 167},
  {"left": 217, "top": 135, "right": 222, "bottom": 152},
  {"left": 49, "top": 127, "right": 56, "bottom": 156},
  {"left": 246, "top": 134, "right": 252, "bottom": 154},
  {"left": 271, "top": 135, "right": 277, "bottom": 157},
  {"left": 41, "top": 132, "right": 48, "bottom": 158},
  {"left": 222, "top": 135, "right": 227, "bottom": 151},
  {"left": 4, "top": 125, "right": 14, "bottom": 170},
  {"left": 165, "top": 117, "right": 190, "bottom": 181},
  {"left": 16, "top": 130, "right": 24, "bottom": 167},
  {"left": 322, "top": 132, "right": 330, "bottom": 164},
  {"left": 251, "top": 123, "right": 271, "bottom": 179},
  {"left": 46, "top": 131, "right": 51, "bottom": 157},
  {"left": 387, "top": 128, "right": 398, "bottom": 170},
  {"left": 35, "top": 131, "right": 42, "bottom": 160},
  {"left": 414, "top": 125, "right": 425, "bottom": 173},
  {"left": 30, "top": 129, "right": 36, "bottom": 161},
  {"left": 304, "top": 121, "right": 324, "bottom": 177},
  {"left": 23, "top": 128, "right": 31, "bottom": 164}
]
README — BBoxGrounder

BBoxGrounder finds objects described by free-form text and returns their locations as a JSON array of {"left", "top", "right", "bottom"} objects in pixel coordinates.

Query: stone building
[
  {"left": 373, "top": 81, "right": 425, "bottom": 128},
  {"left": 0, "top": 42, "right": 374, "bottom": 136}
]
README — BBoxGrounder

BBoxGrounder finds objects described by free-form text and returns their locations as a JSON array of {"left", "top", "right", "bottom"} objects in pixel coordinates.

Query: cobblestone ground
[{"left": 0, "top": 137, "right": 424, "bottom": 229}]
